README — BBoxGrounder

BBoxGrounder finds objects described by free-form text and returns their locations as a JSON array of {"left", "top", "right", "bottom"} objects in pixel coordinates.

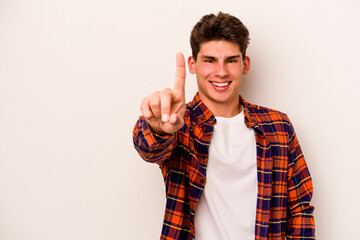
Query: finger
[
  {"left": 169, "top": 113, "right": 177, "bottom": 125},
  {"left": 160, "top": 89, "right": 172, "bottom": 122},
  {"left": 174, "top": 52, "right": 186, "bottom": 92},
  {"left": 149, "top": 92, "right": 161, "bottom": 119},
  {"left": 169, "top": 112, "right": 185, "bottom": 126},
  {"left": 140, "top": 97, "right": 154, "bottom": 119},
  {"left": 169, "top": 102, "right": 186, "bottom": 124}
]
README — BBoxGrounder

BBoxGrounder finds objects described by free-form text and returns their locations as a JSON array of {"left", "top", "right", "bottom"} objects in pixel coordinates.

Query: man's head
[
  {"left": 188, "top": 12, "right": 251, "bottom": 117},
  {"left": 190, "top": 12, "right": 250, "bottom": 61}
]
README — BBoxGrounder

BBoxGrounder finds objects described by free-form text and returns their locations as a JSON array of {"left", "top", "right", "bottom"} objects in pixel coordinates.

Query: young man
[{"left": 133, "top": 12, "right": 315, "bottom": 240}]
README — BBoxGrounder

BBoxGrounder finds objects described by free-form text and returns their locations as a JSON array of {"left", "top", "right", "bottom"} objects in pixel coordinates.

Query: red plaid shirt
[{"left": 133, "top": 93, "right": 315, "bottom": 239}]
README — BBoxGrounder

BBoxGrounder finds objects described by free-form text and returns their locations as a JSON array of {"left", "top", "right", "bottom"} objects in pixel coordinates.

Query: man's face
[{"left": 188, "top": 40, "right": 250, "bottom": 110}]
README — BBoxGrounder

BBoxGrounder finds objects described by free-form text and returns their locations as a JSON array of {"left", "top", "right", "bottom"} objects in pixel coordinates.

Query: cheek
[
  {"left": 229, "top": 66, "right": 244, "bottom": 79},
  {"left": 196, "top": 64, "right": 213, "bottom": 77}
]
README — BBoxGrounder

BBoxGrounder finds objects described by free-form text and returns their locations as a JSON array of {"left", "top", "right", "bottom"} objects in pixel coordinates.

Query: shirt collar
[
  {"left": 240, "top": 95, "right": 258, "bottom": 129},
  {"left": 188, "top": 93, "right": 216, "bottom": 124},
  {"left": 189, "top": 93, "right": 258, "bottom": 128}
]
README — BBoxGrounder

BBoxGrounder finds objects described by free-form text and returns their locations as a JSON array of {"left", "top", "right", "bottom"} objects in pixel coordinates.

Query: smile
[{"left": 210, "top": 81, "right": 231, "bottom": 87}]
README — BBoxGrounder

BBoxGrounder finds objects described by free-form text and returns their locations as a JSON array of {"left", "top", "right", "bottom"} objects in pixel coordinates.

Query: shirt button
[
  {"left": 202, "top": 156, "right": 206, "bottom": 160},
  {"left": 200, "top": 179, "right": 205, "bottom": 184}
]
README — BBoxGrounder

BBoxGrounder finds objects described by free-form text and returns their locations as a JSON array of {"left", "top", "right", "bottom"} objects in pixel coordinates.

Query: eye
[
  {"left": 204, "top": 59, "right": 213, "bottom": 63},
  {"left": 227, "top": 59, "right": 238, "bottom": 63}
]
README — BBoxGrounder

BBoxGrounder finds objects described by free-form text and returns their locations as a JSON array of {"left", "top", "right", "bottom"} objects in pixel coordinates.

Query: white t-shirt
[{"left": 195, "top": 111, "right": 258, "bottom": 240}]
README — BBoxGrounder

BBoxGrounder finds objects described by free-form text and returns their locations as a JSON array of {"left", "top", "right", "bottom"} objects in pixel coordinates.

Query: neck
[{"left": 199, "top": 93, "right": 242, "bottom": 118}]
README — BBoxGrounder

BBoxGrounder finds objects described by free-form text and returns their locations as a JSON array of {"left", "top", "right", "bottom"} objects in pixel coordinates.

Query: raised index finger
[{"left": 174, "top": 52, "right": 186, "bottom": 92}]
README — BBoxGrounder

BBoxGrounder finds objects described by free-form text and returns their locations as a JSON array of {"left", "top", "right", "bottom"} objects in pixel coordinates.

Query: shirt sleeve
[
  {"left": 286, "top": 124, "right": 316, "bottom": 239},
  {"left": 132, "top": 116, "right": 177, "bottom": 165}
]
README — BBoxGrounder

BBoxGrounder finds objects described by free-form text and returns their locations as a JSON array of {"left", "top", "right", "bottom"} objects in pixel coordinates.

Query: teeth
[{"left": 211, "top": 82, "right": 229, "bottom": 87}]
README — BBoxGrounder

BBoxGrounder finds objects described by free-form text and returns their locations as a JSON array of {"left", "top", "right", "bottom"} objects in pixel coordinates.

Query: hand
[{"left": 140, "top": 52, "right": 186, "bottom": 135}]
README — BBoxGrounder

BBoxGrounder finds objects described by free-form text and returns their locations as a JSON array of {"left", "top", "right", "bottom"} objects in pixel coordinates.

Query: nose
[{"left": 215, "top": 62, "right": 228, "bottom": 78}]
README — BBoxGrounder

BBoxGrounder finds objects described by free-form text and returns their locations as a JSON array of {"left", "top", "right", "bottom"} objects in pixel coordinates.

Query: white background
[{"left": 1, "top": 0, "right": 359, "bottom": 239}]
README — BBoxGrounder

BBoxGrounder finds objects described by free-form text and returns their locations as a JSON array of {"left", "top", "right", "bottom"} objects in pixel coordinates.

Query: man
[{"left": 133, "top": 12, "right": 315, "bottom": 240}]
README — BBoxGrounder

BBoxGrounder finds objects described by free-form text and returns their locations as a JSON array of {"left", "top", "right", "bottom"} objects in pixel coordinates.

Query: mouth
[{"left": 210, "top": 81, "right": 231, "bottom": 87}]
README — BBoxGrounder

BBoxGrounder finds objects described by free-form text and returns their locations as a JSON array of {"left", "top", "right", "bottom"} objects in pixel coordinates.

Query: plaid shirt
[{"left": 133, "top": 93, "right": 315, "bottom": 240}]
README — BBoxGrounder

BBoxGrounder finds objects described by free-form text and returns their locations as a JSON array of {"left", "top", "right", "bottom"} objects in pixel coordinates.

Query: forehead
[{"left": 198, "top": 40, "right": 241, "bottom": 58}]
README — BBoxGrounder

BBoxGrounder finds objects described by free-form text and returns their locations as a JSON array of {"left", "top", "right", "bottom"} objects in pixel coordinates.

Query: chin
[{"left": 209, "top": 95, "right": 232, "bottom": 104}]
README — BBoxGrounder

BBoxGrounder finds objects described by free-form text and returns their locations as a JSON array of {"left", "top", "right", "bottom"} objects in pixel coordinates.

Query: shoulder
[
  {"left": 243, "top": 100, "right": 293, "bottom": 134},
  {"left": 246, "top": 101, "right": 290, "bottom": 123}
]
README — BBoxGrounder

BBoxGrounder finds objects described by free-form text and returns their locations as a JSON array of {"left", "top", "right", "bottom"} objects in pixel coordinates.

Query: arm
[
  {"left": 133, "top": 117, "right": 177, "bottom": 164},
  {"left": 133, "top": 53, "right": 186, "bottom": 164},
  {"left": 286, "top": 125, "right": 316, "bottom": 239}
]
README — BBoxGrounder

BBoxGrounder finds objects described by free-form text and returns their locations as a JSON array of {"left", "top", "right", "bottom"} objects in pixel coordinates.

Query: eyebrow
[
  {"left": 201, "top": 55, "right": 216, "bottom": 60},
  {"left": 226, "top": 55, "right": 241, "bottom": 60},
  {"left": 201, "top": 55, "right": 241, "bottom": 60}
]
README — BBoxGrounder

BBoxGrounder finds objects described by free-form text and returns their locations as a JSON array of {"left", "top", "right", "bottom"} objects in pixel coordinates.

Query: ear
[
  {"left": 188, "top": 56, "right": 196, "bottom": 74},
  {"left": 242, "top": 56, "right": 250, "bottom": 75}
]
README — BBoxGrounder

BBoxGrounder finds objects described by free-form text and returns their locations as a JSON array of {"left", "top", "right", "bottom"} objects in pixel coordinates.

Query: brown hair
[{"left": 190, "top": 12, "right": 250, "bottom": 61}]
